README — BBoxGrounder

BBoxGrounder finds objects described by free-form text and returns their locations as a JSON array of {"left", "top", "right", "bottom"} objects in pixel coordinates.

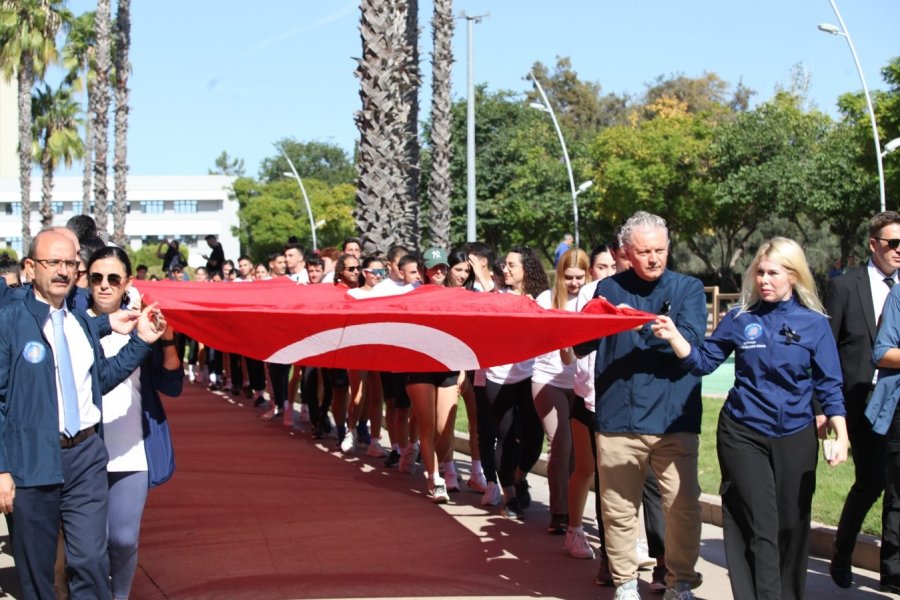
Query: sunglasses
[
  {"left": 345, "top": 265, "right": 360, "bottom": 272},
  {"left": 875, "top": 236, "right": 900, "bottom": 250},
  {"left": 90, "top": 272, "right": 124, "bottom": 286},
  {"left": 364, "top": 268, "right": 386, "bottom": 277}
]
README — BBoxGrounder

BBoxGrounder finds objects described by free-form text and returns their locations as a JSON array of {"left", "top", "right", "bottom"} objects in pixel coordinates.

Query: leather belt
[{"left": 60, "top": 426, "right": 96, "bottom": 449}]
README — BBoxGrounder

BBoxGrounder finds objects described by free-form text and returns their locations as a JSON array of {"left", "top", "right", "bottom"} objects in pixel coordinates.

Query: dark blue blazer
[{"left": 0, "top": 292, "right": 151, "bottom": 486}]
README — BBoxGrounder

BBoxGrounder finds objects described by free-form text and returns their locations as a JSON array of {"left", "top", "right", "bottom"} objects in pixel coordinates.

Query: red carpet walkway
[{"left": 131, "top": 384, "right": 606, "bottom": 599}]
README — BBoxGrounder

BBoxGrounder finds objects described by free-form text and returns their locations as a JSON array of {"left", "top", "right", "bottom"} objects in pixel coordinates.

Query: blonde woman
[
  {"left": 653, "top": 237, "right": 848, "bottom": 600},
  {"left": 532, "top": 248, "right": 591, "bottom": 534}
]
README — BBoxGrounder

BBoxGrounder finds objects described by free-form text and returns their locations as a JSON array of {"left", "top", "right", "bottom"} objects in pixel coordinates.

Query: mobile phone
[
  {"left": 152, "top": 311, "right": 161, "bottom": 331},
  {"left": 823, "top": 439, "right": 834, "bottom": 461},
  {"left": 660, "top": 301, "right": 671, "bottom": 316}
]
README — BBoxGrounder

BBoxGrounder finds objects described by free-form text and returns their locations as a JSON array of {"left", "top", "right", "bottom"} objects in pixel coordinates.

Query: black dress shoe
[{"left": 829, "top": 554, "right": 853, "bottom": 589}]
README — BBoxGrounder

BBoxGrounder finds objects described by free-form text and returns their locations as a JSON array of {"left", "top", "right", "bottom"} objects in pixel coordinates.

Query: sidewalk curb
[{"left": 453, "top": 430, "right": 881, "bottom": 573}]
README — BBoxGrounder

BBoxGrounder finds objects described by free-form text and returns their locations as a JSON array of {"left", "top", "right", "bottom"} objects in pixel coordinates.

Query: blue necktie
[{"left": 51, "top": 310, "right": 81, "bottom": 437}]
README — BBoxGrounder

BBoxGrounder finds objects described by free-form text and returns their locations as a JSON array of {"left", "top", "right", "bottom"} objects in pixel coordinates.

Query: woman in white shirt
[
  {"left": 532, "top": 248, "right": 591, "bottom": 534},
  {"left": 87, "top": 247, "right": 183, "bottom": 600}
]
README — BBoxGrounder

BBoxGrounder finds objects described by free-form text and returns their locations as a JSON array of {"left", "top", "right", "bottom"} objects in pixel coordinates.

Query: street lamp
[
  {"left": 529, "top": 73, "right": 584, "bottom": 249},
  {"left": 818, "top": 0, "right": 886, "bottom": 211},
  {"left": 883, "top": 137, "right": 900, "bottom": 158},
  {"left": 279, "top": 146, "right": 317, "bottom": 251}
]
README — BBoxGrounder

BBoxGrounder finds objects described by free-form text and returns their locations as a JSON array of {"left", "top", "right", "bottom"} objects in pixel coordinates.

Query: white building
[{"left": 0, "top": 175, "right": 239, "bottom": 267}]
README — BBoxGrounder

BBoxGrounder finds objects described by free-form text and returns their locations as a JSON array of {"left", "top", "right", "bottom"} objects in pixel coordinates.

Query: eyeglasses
[
  {"left": 90, "top": 272, "right": 124, "bottom": 286},
  {"left": 345, "top": 266, "right": 360, "bottom": 272},
  {"left": 364, "top": 268, "right": 386, "bottom": 277},
  {"left": 31, "top": 258, "right": 78, "bottom": 270},
  {"left": 874, "top": 236, "right": 900, "bottom": 250}
]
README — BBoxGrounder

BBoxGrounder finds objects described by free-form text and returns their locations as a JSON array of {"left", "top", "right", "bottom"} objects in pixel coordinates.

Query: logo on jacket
[
  {"left": 22, "top": 341, "right": 47, "bottom": 364},
  {"left": 744, "top": 323, "right": 763, "bottom": 341}
]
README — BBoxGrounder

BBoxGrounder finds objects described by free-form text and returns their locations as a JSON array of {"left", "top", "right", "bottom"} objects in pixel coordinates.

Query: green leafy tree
[
  {"left": 232, "top": 177, "right": 355, "bottom": 263},
  {"left": 259, "top": 138, "right": 354, "bottom": 186},
  {"left": 209, "top": 150, "right": 245, "bottom": 177}
]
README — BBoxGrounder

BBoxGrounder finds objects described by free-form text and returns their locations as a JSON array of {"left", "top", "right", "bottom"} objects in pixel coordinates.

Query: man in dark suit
[{"left": 825, "top": 211, "right": 900, "bottom": 589}]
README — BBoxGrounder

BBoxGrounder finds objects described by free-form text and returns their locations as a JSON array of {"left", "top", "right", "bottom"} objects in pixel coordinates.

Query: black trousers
[
  {"left": 835, "top": 395, "right": 885, "bottom": 558},
  {"left": 881, "top": 404, "right": 900, "bottom": 579},
  {"left": 717, "top": 410, "right": 817, "bottom": 600},
  {"left": 246, "top": 358, "right": 266, "bottom": 392},
  {"left": 229, "top": 353, "right": 244, "bottom": 391},
  {"left": 474, "top": 384, "right": 498, "bottom": 483},
  {"left": 484, "top": 378, "right": 543, "bottom": 488},
  {"left": 268, "top": 362, "right": 290, "bottom": 405}
]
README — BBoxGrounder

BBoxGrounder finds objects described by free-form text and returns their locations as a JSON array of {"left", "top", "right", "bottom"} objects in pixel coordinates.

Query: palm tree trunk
[
  {"left": 40, "top": 156, "right": 53, "bottom": 228},
  {"left": 112, "top": 0, "right": 131, "bottom": 247},
  {"left": 92, "top": 0, "right": 112, "bottom": 237},
  {"left": 427, "top": 0, "right": 453, "bottom": 248},
  {"left": 17, "top": 59, "right": 34, "bottom": 252},
  {"left": 400, "top": 0, "right": 421, "bottom": 250},
  {"left": 355, "top": 0, "right": 401, "bottom": 254},
  {"left": 81, "top": 76, "right": 95, "bottom": 215}
]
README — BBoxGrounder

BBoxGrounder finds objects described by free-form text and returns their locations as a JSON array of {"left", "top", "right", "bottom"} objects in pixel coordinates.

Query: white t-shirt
[
  {"left": 369, "top": 278, "right": 418, "bottom": 298},
  {"left": 99, "top": 331, "right": 147, "bottom": 472},
  {"left": 531, "top": 289, "right": 578, "bottom": 388},
  {"left": 573, "top": 280, "right": 600, "bottom": 412}
]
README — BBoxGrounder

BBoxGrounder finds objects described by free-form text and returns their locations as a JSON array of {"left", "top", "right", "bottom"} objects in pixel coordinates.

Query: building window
[
  {"left": 51, "top": 202, "right": 64, "bottom": 214},
  {"left": 173, "top": 200, "right": 197, "bottom": 213},
  {"left": 141, "top": 201, "right": 165, "bottom": 214},
  {"left": 5, "top": 203, "right": 21, "bottom": 216},
  {"left": 5, "top": 238, "right": 22, "bottom": 255}
]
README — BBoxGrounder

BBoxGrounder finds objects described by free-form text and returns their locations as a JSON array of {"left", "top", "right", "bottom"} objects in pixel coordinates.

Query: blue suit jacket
[
  {"left": 0, "top": 291, "right": 151, "bottom": 486},
  {"left": 868, "top": 285, "right": 900, "bottom": 434}
]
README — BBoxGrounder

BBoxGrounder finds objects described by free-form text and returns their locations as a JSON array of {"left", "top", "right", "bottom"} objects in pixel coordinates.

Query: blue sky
[{"left": 64, "top": 0, "right": 900, "bottom": 178}]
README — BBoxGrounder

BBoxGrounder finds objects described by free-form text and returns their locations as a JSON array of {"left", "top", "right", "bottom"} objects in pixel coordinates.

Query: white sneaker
[
  {"left": 299, "top": 404, "right": 311, "bottom": 424},
  {"left": 187, "top": 365, "right": 195, "bottom": 383},
  {"left": 614, "top": 581, "right": 642, "bottom": 600},
  {"left": 339, "top": 431, "right": 355, "bottom": 453},
  {"left": 431, "top": 477, "right": 450, "bottom": 504},
  {"left": 399, "top": 443, "right": 419, "bottom": 473},
  {"left": 282, "top": 401, "right": 293, "bottom": 426},
  {"left": 636, "top": 538, "right": 655, "bottom": 569},
  {"left": 466, "top": 472, "right": 488, "bottom": 493},
  {"left": 366, "top": 441, "right": 387, "bottom": 458},
  {"left": 480, "top": 481, "right": 501, "bottom": 506},
  {"left": 564, "top": 528, "right": 595, "bottom": 559}
]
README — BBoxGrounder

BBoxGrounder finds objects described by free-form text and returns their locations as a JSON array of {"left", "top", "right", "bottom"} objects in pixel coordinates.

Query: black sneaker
[
  {"left": 253, "top": 395, "right": 268, "bottom": 408},
  {"left": 384, "top": 449, "right": 401, "bottom": 468},
  {"left": 649, "top": 564, "right": 667, "bottom": 592},
  {"left": 515, "top": 478, "right": 531, "bottom": 509}
]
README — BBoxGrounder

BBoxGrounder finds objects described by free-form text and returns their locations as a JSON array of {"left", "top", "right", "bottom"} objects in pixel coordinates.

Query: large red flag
[{"left": 135, "top": 279, "right": 653, "bottom": 371}]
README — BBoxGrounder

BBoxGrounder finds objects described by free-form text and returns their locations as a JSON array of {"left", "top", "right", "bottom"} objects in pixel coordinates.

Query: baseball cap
[{"left": 424, "top": 247, "right": 449, "bottom": 269}]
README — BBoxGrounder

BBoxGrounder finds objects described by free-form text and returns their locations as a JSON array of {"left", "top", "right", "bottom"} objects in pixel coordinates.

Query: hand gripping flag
[{"left": 135, "top": 279, "right": 654, "bottom": 372}]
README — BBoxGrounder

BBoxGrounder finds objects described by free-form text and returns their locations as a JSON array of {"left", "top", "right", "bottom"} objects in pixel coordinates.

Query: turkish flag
[{"left": 135, "top": 279, "right": 653, "bottom": 371}]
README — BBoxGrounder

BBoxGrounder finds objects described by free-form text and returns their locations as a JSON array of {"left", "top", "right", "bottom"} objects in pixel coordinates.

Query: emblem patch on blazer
[
  {"left": 22, "top": 341, "right": 47, "bottom": 364},
  {"left": 744, "top": 323, "right": 763, "bottom": 341}
]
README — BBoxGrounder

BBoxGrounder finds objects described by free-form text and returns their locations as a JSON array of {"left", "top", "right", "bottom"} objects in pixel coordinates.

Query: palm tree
[
  {"left": 427, "top": 0, "right": 453, "bottom": 248},
  {"left": 62, "top": 11, "right": 97, "bottom": 215},
  {"left": 112, "top": 0, "right": 131, "bottom": 247},
  {"left": 92, "top": 0, "right": 112, "bottom": 236},
  {"left": 32, "top": 82, "right": 84, "bottom": 228},
  {"left": 0, "top": 0, "right": 71, "bottom": 251}
]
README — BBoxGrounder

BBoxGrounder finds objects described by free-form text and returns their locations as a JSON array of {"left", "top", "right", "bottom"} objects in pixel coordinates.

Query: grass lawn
[{"left": 454, "top": 396, "right": 881, "bottom": 535}]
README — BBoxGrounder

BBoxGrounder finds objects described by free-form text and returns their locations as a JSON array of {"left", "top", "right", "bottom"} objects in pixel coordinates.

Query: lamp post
[
  {"left": 818, "top": 0, "right": 886, "bottom": 211},
  {"left": 529, "top": 73, "right": 587, "bottom": 249},
  {"left": 280, "top": 147, "right": 317, "bottom": 251},
  {"left": 883, "top": 137, "right": 900, "bottom": 158},
  {"left": 459, "top": 12, "right": 487, "bottom": 242}
]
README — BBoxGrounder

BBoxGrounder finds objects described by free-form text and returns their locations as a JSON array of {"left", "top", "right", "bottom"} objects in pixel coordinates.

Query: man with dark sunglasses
[{"left": 826, "top": 211, "right": 900, "bottom": 590}]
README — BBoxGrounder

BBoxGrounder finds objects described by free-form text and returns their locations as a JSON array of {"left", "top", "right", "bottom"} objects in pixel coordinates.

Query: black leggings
[{"left": 484, "top": 378, "right": 543, "bottom": 488}]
